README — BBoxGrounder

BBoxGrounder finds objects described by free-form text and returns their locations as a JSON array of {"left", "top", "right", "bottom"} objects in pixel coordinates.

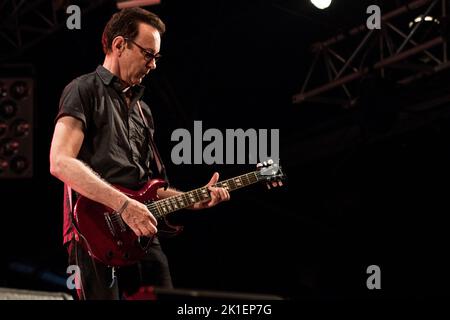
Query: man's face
[{"left": 120, "top": 23, "right": 161, "bottom": 86}]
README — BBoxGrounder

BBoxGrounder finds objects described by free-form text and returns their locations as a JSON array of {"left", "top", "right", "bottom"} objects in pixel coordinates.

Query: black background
[{"left": 0, "top": 0, "right": 448, "bottom": 300}]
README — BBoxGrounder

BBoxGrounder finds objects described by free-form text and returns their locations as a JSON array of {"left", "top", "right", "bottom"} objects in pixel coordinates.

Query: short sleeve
[{"left": 55, "top": 78, "right": 92, "bottom": 132}]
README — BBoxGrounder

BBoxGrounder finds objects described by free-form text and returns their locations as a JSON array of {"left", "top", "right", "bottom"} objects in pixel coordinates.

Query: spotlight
[
  {"left": 0, "top": 82, "right": 7, "bottom": 98},
  {"left": 0, "top": 100, "right": 18, "bottom": 119},
  {"left": 409, "top": 15, "right": 440, "bottom": 28},
  {"left": 0, "top": 121, "right": 7, "bottom": 137},
  {"left": 11, "top": 119, "right": 31, "bottom": 137},
  {"left": 10, "top": 81, "right": 29, "bottom": 100},
  {"left": 0, "top": 157, "right": 8, "bottom": 174},
  {"left": 0, "top": 139, "right": 20, "bottom": 157},
  {"left": 10, "top": 156, "right": 29, "bottom": 174},
  {"left": 310, "top": 0, "right": 332, "bottom": 10}
]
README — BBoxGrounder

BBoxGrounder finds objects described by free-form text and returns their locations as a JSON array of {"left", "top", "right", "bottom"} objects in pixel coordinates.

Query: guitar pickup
[{"left": 104, "top": 212, "right": 117, "bottom": 237}]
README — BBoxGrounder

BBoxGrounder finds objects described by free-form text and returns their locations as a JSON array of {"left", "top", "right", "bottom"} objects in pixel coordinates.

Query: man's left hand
[{"left": 191, "top": 172, "right": 230, "bottom": 210}]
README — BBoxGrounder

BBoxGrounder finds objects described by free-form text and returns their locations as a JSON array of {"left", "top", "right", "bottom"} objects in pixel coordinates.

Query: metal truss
[
  {"left": 293, "top": 0, "right": 449, "bottom": 107},
  {"left": 0, "top": 0, "right": 109, "bottom": 62}
]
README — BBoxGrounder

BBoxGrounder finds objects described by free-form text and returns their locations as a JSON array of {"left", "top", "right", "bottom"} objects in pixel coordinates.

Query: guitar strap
[
  {"left": 137, "top": 100, "right": 169, "bottom": 186},
  {"left": 137, "top": 101, "right": 183, "bottom": 237}
]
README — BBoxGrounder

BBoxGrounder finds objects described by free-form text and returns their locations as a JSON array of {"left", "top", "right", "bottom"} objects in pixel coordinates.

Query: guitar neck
[{"left": 147, "top": 171, "right": 262, "bottom": 219}]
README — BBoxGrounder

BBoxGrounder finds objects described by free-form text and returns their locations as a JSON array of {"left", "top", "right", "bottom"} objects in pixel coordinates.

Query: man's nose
[{"left": 146, "top": 59, "right": 156, "bottom": 70}]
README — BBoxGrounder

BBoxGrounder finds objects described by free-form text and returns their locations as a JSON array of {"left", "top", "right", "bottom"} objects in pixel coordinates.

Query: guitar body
[
  {"left": 73, "top": 179, "right": 167, "bottom": 267},
  {"left": 72, "top": 160, "right": 285, "bottom": 267}
]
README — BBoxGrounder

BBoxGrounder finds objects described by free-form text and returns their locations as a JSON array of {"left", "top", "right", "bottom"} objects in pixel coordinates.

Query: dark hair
[{"left": 102, "top": 8, "right": 165, "bottom": 54}]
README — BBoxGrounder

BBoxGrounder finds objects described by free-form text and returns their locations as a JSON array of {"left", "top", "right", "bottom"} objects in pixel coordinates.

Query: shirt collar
[
  {"left": 96, "top": 65, "right": 116, "bottom": 86},
  {"left": 96, "top": 65, "right": 145, "bottom": 100}
]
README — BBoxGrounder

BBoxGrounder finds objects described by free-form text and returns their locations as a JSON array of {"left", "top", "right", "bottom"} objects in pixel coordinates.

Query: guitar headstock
[{"left": 257, "top": 159, "right": 286, "bottom": 189}]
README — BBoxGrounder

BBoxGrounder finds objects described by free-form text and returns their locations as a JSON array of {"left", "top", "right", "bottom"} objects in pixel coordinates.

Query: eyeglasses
[{"left": 124, "top": 38, "right": 162, "bottom": 63}]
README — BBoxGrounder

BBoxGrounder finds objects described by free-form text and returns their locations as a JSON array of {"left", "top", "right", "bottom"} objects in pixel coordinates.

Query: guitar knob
[
  {"left": 117, "top": 240, "right": 123, "bottom": 247},
  {"left": 267, "top": 159, "right": 273, "bottom": 165}
]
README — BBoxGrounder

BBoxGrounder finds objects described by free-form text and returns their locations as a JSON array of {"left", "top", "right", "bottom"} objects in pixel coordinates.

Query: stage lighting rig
[{"left": 116, "top": 0, "right": 161, "bottom": 9}]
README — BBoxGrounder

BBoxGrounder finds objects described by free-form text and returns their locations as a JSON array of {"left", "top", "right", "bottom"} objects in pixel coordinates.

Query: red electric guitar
[{"left": 73, "top": 160, "right": 285, "bottom": 267}]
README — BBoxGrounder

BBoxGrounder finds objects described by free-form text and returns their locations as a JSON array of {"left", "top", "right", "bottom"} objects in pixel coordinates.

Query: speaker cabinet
[{"left": 0, "top": 77, "right": 34, "bottom": 178}]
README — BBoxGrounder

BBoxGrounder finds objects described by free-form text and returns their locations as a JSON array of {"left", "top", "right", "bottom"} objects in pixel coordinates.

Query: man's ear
[{"left": 112, "top": 37, "right": 126, "bottom": 54}]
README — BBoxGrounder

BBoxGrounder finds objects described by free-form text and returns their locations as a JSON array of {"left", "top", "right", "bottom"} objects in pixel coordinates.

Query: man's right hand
[{"left": 120, "top": 199, "right": 158, "bottom": 237}]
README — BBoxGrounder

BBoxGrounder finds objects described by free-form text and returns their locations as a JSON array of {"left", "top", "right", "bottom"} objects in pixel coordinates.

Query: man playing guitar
[{"left": 50, "top": 8, "right": 230, "bottom": 300}]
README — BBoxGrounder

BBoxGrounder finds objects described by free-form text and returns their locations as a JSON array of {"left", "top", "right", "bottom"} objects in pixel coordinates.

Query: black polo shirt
[{"left": 56, "top": 65, "right": 157, "bottom": 188}]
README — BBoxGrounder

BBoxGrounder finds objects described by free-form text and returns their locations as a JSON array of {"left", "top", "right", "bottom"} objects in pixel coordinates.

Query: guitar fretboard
[{"left": 147, "top": 171, "right": 262, "bottom": 219}]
